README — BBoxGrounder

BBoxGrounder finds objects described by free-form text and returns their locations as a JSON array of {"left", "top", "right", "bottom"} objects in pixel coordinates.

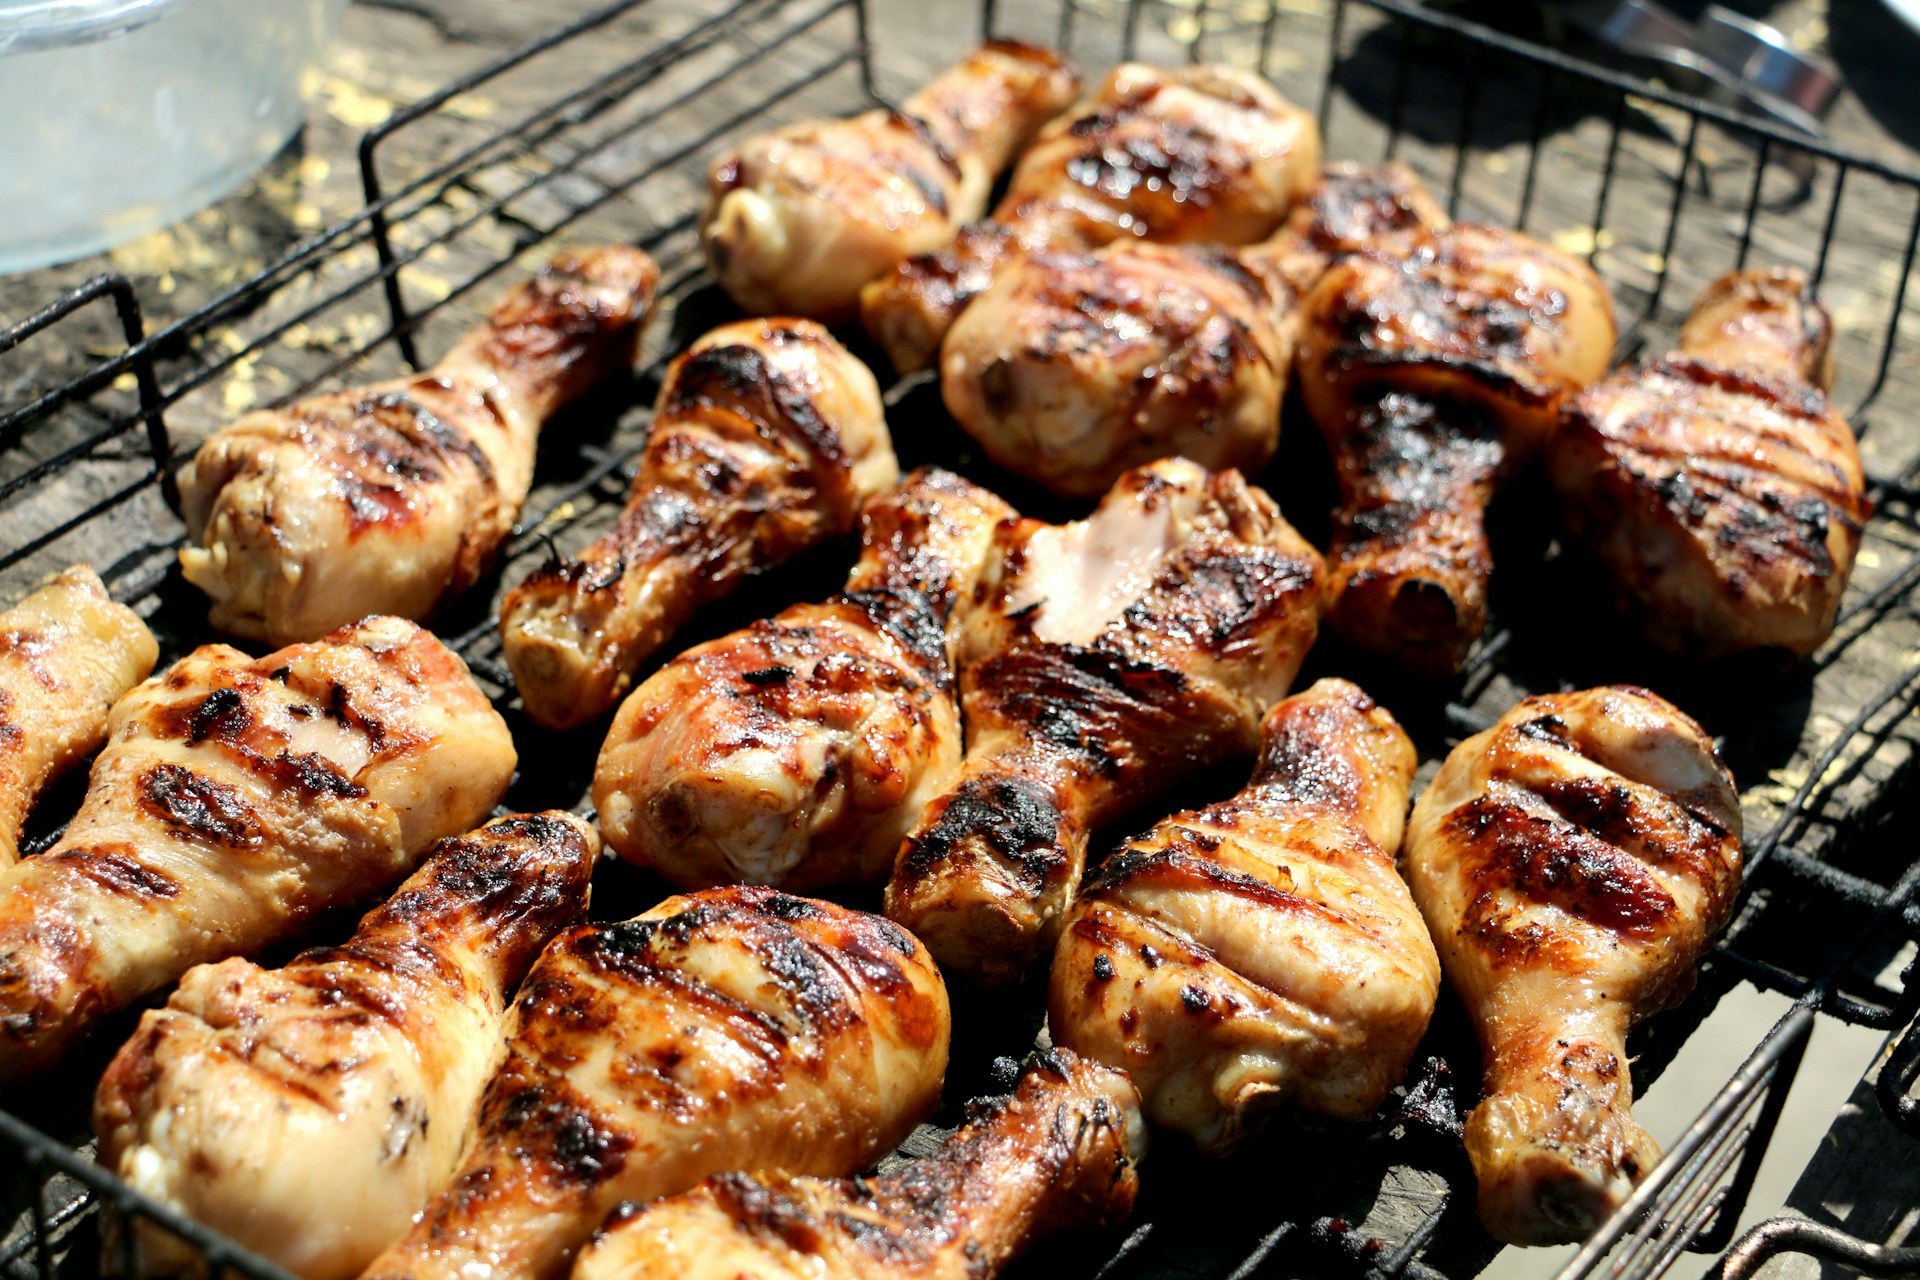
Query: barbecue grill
[{"left": 3, "top": 2, "right": 1918, "bottom": 1277}]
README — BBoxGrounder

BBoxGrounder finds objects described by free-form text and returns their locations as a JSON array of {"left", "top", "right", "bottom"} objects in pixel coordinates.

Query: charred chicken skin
[
  {"left": 594, "top": 469, "right": 1016, "bottom": 892},
  {"left": 500, "top": 318, "right": 900, "bottom": 731},
  {"left": 569, "top": 1048, "right": 1142, "bottom": 1280},
  {"left": 1296, "top": 223, "right": 1616, "bottom": 675},
  {"left": 861, "top": 62, "right": 1322, "bottom": 373},
  {"left": 0, "top": 615, "right": 514, "bottom": 1085},
  {"left": 0, "top": 565, "right": 157, "bottom": 869},
  {"left": 359, "top": 886, "right": 951, "bottom": 1280},
  {"left": 1549, "top": 268, "right": 1867, "bottom": 657},
  {"left": 704, "top": 41, "right": 1078, "bottom": 322},
  {"left": 95, "top": 812, "right": 598, "bottom": 1280},
  {"left": 1051, "top": 678, "right": 1437, "bottom": 1151},
  {"left": 1404, "top": 686, "right": 1743, "bottom": 1245},
  {"left": 886, "top": 458, "right": 1326, "bottom": 986},
  {"left": 941, "top": 243, "right": 1293, "bottom": 499},
  {"left": 179, "top": 248, "right": 658, "bottom": 645},
  {"left": 1239, "top": 160, "right": 1451, "bottom": 299}
]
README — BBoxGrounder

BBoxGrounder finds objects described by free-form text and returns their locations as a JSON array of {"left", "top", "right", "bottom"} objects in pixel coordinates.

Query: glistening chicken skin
[
  {"left": 594, "top": 469, "right": 1017, "bottom": 892},
  {"left": 359, "top": 886, "right": 951, "bottom": 1280},
  {"left": 0, "top": 565, "right": 158, "bottom": 870},
  {"left": 886, "top": 458, "right": 1326, "bottom": 986},
  {"left": 1404, "top": 686, "right": 1743, "bottom": 1245},
  {"left": 178, "top": 248, "right": 658, "bottom": 645},
  {"left": 0, "top": 615, "right": 515, "bottom": 1085},
  {"left": 95, "top": 812, "right": 597, "bottom": 1280},
  {"left": 1051, "top": 679, "right": 1438, "bottom": 1152},
  {"left": 704, "top": 41, "right": 1078, "bottom": 321},
  {"left": 569, "top": 1049, "right": 1143, "bottom": 1280},
  {"left": 499, "top": 318, "right": 900, "bottom": 731}
]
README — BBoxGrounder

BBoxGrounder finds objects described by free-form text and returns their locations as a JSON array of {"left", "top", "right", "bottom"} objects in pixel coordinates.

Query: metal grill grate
[{"left": 3, "top": 1, "right": 1919, "bottom": 1277}]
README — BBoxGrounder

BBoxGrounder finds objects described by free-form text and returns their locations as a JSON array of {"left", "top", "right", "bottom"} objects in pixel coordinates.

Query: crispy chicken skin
[
  {"left": 1405, "top": 686, "right": 1743, "bottom": 1245},
  {"left": 0, "top": 565, "right": 157, "bottom": 869},
  {"left": 1549, "top": 270, "right": 1867, "bottom": 657},
  {"left": 359, "top": 886, "right": 951, "bottom": 1280},
  {"left": 704, "top": 41, "right": 1077, "bottom": 322},
  {"left": 941, "top": 243, "right": 1292, "bottom": 499},
  {"left": 594, "top": 469, "right": 1016, "bottom": 892},
  {"left": 0, "top": 615, "right": 514, "bottom": 1085},
  {"left": 570, "top": 1048, "right": 1142, "bottom": 1280},
  {"left": 860, "top": 62, "right": 1322, "bottom": 373},
  {"left": 1050, "top": 679, "right": 1437, "bottom": 1152},
  {"left": 1297, "top": 224, "right": 1616, "bottom": 675},
  {"left": 94, "top": 812, "right": 597, "bottom": 1280},
  {"left": 886, "top": 459, "right": 1326, "bottom": 986},
  {"left": 1239, "top": 160, "right": 1450, "bottom": 299},
  {"left": 179, "top": 248, "right": 658, "bottom": 645},
  {"left": 500, "top": 318, "right": 900, "bottom": 731}
]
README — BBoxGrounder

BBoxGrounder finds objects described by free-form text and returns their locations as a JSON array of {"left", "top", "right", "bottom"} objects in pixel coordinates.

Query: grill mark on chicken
[
  {"left": 900, "top": 774, "right": 1066, "bottom": 887},
  {"left": 138, "top": 764, "right": 266, "bottom": 848},
  {"left": 42, "top": 844, "right": 182, "bottom": 901}
]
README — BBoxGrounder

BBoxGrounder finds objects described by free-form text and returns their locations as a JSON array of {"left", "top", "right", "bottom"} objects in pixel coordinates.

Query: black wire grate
[{"left": 3, "top": 1, "right": 1920, "bottom": 1277}]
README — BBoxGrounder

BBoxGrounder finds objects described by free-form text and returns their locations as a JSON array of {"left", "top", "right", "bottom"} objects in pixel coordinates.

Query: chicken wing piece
[
  {"left": 594, "top": 469, "right": 1016, "bottom": 892},
  {"left": 0, "top": 565, "right": 157, "bottom": 869},
  {"left": 359, "top": 886, "right": 951, "bottom": 1280},
  {"left": 1549, "top": 270, "right": 1867, "bottom": 657},
  {"left": 1677, "top": 267, "right": 1835, "bottom": 389},
  {"left": 1050, "top": 679, "right": 1437, "bottom": 1152},
  {"left": 1404, "top": 686, "right": 1743, "bottom": 1245},
  {"left": 569, "top": 1048, "right": 1142, "bottom": 1280},
  {"left": 179, "top": 248, "right": 658, "bottom": 645},
  {"left": 704, "top": 41, "right": 1077, "bottom": 322},
  {"left": 886, "top": 458, "right": 1326, "bottom": 986},
  {"left": 860, "top": 62, "right": 1322, "bottom": 373},
  {"left": 1296, "top": 224, "right": 1616, "bottom": 676},
  {"left": 941, "top": 243, "right": 1292, "bottom": 499},
  {"left": 1239, "top": 160, "right": 1450, "bottom": 298},
  {"left": 95, "top": 811, "right": 597, "bottom": 1280},
  {"left": 0, "top": 615, "right": 514, "bottom": 1084},
  {"left": 501, "top": 318, "right": 900, "bottom": 731}
]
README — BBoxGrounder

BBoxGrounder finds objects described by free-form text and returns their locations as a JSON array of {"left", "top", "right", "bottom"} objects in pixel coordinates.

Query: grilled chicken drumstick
[
  {"left": 886, "top": 458, "right": 1326, "bottom": 986},
  {"left": 705, "top": 41, "right": 1077, "bottom": 322},
  {"left": 861, "top": 62, "right": 1321, "bottom": 373},
  {"left": 0, "top": 615, "right": 514, "bottom": 1085},
  {"left": 595, "top": 469, "right": 1016, "bottom": 891},
  {"left": 1050, "top": 679, "right": 1437, "bottom": 1151},
  {"left": 180, "top": 248, "right": 658, "bottom": 645},
  {"left": 1239, "top": 160, "right": 1451, "bottom": 299},
  {"left": 1296, "top": 224, "right": 1615, "bottom": 676},
  {"left": 1549, "top": 268, "right": 1867, "bottom": 657},
  {"left": 95, "top": 812, "right": 598, "bottom": 1280},
  {"left": 0, "top": 565, "right": 157, "bottom": 869},
  {"left": 569, "top": 1048, "right": 1142, "bottom": 1280},
  {"left": 1405, "top": 686, "right": 1743, "bottom": 1245},
  {"left": 941, "top": 243, "right": 1293, "bottom": 499},
  {"left": 360, "top": 886, "right": 951, "bottom": 1280},
  {"left": 501, "top": 318, "right": 900, "bottom": 731}
]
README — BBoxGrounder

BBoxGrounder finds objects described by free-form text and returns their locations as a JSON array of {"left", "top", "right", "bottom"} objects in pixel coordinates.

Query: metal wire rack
[{"left": 2, "top": 1, "right": 1919, "bottom": 1277}]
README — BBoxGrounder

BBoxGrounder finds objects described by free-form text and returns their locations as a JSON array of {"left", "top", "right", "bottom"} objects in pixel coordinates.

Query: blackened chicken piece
[
  {"left": 704, "top": 41, "right": 1078, "bottom": 322},
  {"left": 179, "top": 248, "right": 657, "bottom": 645},
  {"left": 1051, "top": 679, "right": 1437, "bottom": 1152},
  {"left": 860, "top": 62, "right": 1322, "bottom": 374},
  {"left": 1239, "top": 160, "right": 1451, "bottom": 298},
  {"left": 886, "top": 458, "right": 1326, "bottom": 985},
  {"left": 594, "top": 470, "right": 1016, "bottom": 891},
  {"left": 568, "top": 1049, "right": 1142, "bottom": 1280},
  {"left": 499, "top": 319, "right": 900, "bottom": 731},
  {"left": 359, "top": 886, "right": 951, "bottom": 1280},
  {"left": 1296, "top": 223, "right": 1616, "bottom": 676},
  {"left": 0, "top": 616, "right": 515, "bottom": 1084},
  {"left": 1405, "top": 686, "right": 1743, "bottom": 1245},
  {"left": 95, "top": 813, "right": 597, "bottom": 1280},
  {"left": 1549, "top": 268, "right": 1867, "bottom": 657},
  {"left": 0, "top": 565, "right": 157, "bottom": 869},
  {"left": 941, "top": 242, "right": 1293, "bottom": 499}
]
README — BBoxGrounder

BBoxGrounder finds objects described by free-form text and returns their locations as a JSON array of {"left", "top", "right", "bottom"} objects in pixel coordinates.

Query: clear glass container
[{"left": 0, "top": 0, "right": 347, "bottom": 274}]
